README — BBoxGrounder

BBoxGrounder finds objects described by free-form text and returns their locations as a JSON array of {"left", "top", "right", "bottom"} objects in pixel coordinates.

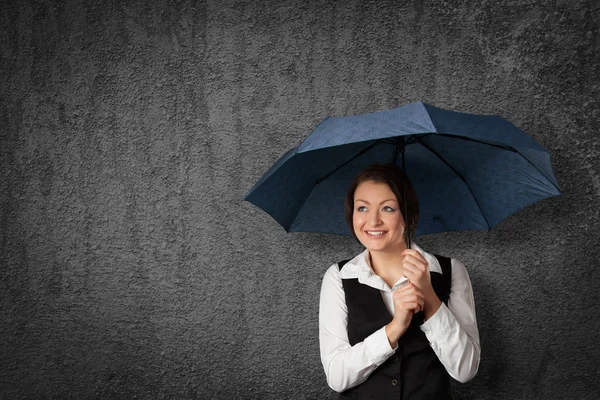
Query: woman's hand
[
  {"left": 385, "top": 283, "right": 424, "bottom": 347},
  {"left": 401, "top": 249, "right": 442, "bottom": 321}
]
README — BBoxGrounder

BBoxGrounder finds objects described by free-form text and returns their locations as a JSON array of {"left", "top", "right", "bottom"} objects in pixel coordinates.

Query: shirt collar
[{"left": 339, "top": 241, "right": 442, "bottom": 287}]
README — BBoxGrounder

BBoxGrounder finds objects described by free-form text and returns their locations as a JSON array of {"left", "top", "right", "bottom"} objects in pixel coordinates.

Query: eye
[
  {"left": 382, "top": 206, "right": 396, "bottom": 212},
  {"left": 356, "top": 206, "right": 367, "bottom": 212}
]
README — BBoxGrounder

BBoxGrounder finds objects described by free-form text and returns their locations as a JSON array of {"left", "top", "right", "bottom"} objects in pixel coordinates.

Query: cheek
[
  {"left": 385, "top": 214, "right": 403, "bottom": 230},
  {"left": 352, "top": 213, "right": 363, "bottom": 232}
]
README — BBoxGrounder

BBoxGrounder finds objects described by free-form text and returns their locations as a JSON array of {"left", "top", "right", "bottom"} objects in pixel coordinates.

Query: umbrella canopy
[{"left": 244, "top": 101, "right": 561, "bottom": 237}]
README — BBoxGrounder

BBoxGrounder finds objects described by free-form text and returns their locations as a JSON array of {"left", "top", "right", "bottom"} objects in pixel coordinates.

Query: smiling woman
[
  {"left": 352, "top": 181, "right": 408, "bottom": 254},
  {"left": 344, "top": 163, "right": 420, "bottom": 249},
  {"left": 319, "top": 163, "right": 481, "bottom": 399}
]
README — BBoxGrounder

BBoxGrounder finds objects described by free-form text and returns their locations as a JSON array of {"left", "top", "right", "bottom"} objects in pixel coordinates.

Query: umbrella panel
[
  {"left": 287, "top": 134, "right": 560, "bottom": 236},
  {"left": 290, "top": 141, "right": 395, "bottom": 235},
  {"left": 298, "top": 102, "right": 437, "bottom": 153},
  {"left": 403, "top": 143, "right": 489, "bottom": 236},
  {"left": 291, "top": 138, "right": 489, "bottom": 235},
  {"left": 418, "top": 134, "right": 561, "bottom": 229},
  {"left": 244, "top": 140, "right": 379, "bottom": 232}
]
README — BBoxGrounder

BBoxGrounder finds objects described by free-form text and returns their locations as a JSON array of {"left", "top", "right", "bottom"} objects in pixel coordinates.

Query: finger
[
  {"left": 416, "top": 297, "right": 425, "bottom": 312},
  {"left": 395, "top": 298, "right": 419, "bottom": 309},
  {"left": 395, "top": 292, "right": 424, "bottom": 306},
  {"left": 403, "top": 262, "right": 430, "bottom": 281},
  {"left": 393, "top": 288, "right": 412, "bottom": 300},
  {"left": 402, "top": 254, "right": 428, "bottom": 270},
  {"left": 401, "top": 290, "right": 425, "bottom": 311},
  {"left": 399, "top": 293, "right": 424, "bottom": 312},
  {"left": 393, "top": 283, "right": 420, "bottom": 298},
  {"left": 394, "top": 282, "right": 415, "bottom": 293},
  {"left": 402, "top": 266, "right": 423, "bottom": 283},
  {"left": 402, "top": 265, "right": 426, "bottom": 283},
  {"left": 404, "top": 301, "right": 422, "bottom": 313},
  {"left": 402, "top": 263, "right": 418, "bottom": 277},
  {"left": 393, "top": 291, "right": 415, "bottom": 304},
  {"left": 397, "top": 293, "right": 420, "bottom": 302},
  {"left": 401, "top": 249, "right": 428, "bottom": 263},
  {"left": 409, "top": 286, "right": 426, "bottom": 303},
  {"left": 400, "top": 249, "right": 427, "bottom": 263},
  {"left": 394, "top": 282, "right": 423, "bottom": 294}
]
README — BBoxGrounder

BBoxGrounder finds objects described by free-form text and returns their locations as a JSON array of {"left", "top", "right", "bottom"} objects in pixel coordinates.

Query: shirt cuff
[
  {"left": 420, "top": 303, "right": 453, "bottom": 342},
  {"left": 363, "top": 326, "right": 397, "bottom": 365}
]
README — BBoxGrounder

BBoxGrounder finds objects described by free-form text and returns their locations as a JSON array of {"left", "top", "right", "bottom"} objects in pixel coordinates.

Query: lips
[{"left": 365, "top": 230, "right": 387, "bottom": 238}]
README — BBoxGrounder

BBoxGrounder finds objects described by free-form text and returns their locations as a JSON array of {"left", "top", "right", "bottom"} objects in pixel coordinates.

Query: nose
[{"left": 368, "top": 210, "right": 382, "bottom": 226}]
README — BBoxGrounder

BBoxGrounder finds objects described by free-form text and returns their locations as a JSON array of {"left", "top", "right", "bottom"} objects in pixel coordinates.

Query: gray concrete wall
[{"left": 1, "top": 0, "right": 599, "bottom": 398}]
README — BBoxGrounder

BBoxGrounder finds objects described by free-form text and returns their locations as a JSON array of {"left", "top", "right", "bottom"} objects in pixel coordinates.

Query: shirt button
[
  {"left": 393, "top": 355, "right": 399, "bottom": 362},
  {"left": 392, "top": 379, "right": 398, "bottom": 386}
]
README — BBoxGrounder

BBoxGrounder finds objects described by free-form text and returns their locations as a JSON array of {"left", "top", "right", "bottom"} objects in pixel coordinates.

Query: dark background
[{"left": 1, "top": 0, "right": 599, "bottom": 398}]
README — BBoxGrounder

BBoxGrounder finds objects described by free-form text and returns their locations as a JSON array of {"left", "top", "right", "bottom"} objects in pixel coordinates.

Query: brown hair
[{"left": 344, "top": 163, "right": 419, "bottom": 242}]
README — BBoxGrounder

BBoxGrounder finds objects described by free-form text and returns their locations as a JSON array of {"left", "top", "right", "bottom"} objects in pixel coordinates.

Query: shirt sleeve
[
  {"left": 420, "top": 258, "right": 481, "bottom": 382},
  {"left": 319, "top": 264, "right": 397, "bottom": 392}
]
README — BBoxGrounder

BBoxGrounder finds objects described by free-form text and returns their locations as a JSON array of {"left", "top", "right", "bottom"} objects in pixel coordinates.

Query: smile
[{"left": 365, "top": 230, "right": 387, "bottom": 237}]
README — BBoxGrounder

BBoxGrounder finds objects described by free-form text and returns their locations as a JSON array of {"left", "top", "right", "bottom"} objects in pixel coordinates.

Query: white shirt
[{"left": 318, "top": 242, "right": 480, "bottom": 393}]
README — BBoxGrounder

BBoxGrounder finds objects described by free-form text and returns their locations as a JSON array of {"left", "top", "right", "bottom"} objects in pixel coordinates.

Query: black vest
[{"left": 338, "top": 255, "right": 452, "bottom": 400}]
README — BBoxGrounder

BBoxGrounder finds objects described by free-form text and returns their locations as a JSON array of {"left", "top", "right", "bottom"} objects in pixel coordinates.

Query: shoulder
[
  {"left": 321, "top": 263, "right": 344, "bottom": 291},
  {"left": 323, "top": 263, "right": 341, "bottom": 279},
  {"left": 320, "top": 263, "right": 347, "bottom": 305},
  {"left": 420, "top": 244, "right": 470, "bottom": 284},
  {"left": 450, "top": 258, "right": 469, "bottom": 278},
  {"left": 327, "top": 251, "right": 368, "bottom": 275},
  {"left": 449, "top": 258, "right": 473, "bottom": 290},
  {"left": 322, "top": 250, "right": 366, "bottom": 285}
]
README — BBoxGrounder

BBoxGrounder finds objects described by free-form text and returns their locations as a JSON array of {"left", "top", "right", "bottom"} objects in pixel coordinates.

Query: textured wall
[{"left": 1, "top": 0, "right": 599, "bottom": 398}]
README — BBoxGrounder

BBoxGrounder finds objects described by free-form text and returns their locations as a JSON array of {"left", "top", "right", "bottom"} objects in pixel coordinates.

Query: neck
[{"left": 368, "top": 241, "right": 409, "bottom": 276}]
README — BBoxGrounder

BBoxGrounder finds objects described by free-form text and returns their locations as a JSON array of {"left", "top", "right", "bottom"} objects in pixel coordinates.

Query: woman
[{"left": 319, "top": 163, "right": 480, "bottom": 399}]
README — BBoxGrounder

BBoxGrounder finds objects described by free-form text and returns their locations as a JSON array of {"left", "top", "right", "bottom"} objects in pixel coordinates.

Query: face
[{"left": 352, "top": 180, "right": 405, "bottom": 253}]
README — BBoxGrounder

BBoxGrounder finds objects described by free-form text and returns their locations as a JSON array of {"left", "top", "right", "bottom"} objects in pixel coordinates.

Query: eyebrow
[{"left": 354, "top": 199, "right": 398, "bottom": 205}]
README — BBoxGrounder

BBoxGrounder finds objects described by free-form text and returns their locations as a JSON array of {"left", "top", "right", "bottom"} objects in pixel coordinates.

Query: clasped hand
[
  {"left": 400, "top": 249, "right": 433, "bottom": 294},
  {"left": 386, "top": 250, "right": 442, "bottom": 346}
]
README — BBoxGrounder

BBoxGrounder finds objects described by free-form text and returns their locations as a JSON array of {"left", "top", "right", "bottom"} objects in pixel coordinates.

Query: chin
[
  {"left": 366, "top": 245, "right": 390, "bottom": 253},
  {"left": 360, "top": 239, "right": 389, "bottom": 252},
  {"left": 359, "top": 236, "right": 402, "bottom": 253}
]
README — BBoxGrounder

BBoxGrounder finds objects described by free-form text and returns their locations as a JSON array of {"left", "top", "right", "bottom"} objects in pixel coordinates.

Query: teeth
[{"left": 367, "top": 231, "right": 385, "bottom": 236}]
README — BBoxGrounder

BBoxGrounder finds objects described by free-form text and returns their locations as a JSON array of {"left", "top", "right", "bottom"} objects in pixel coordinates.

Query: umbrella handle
[{"left": 400, "top": 137, "right": 410, "bottom": 250}]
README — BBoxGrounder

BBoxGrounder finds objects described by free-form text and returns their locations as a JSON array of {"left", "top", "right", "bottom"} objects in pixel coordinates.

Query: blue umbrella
[{"left": 243, "top": 101, "right": 561, "bottom": 239}]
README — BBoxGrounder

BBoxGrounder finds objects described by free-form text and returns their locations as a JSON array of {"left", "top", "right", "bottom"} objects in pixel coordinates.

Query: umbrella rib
[
  {"left": 290, "top": 141, "right": 381, "bottom": 231},
  {"left": 316, "top": 140, "right": 381, "bottom": 184},
  {"left": 287, "top": 140, "right": 383, "bottom": 232},
  {"left": 437, "top": 133, "right": 561, "bottom": 193},
  {"left": 436, "top": 133, "right": 517, "bottom": 152},
  {"left": 415, "top": 137, "right": 492, "bottom": 230}
]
